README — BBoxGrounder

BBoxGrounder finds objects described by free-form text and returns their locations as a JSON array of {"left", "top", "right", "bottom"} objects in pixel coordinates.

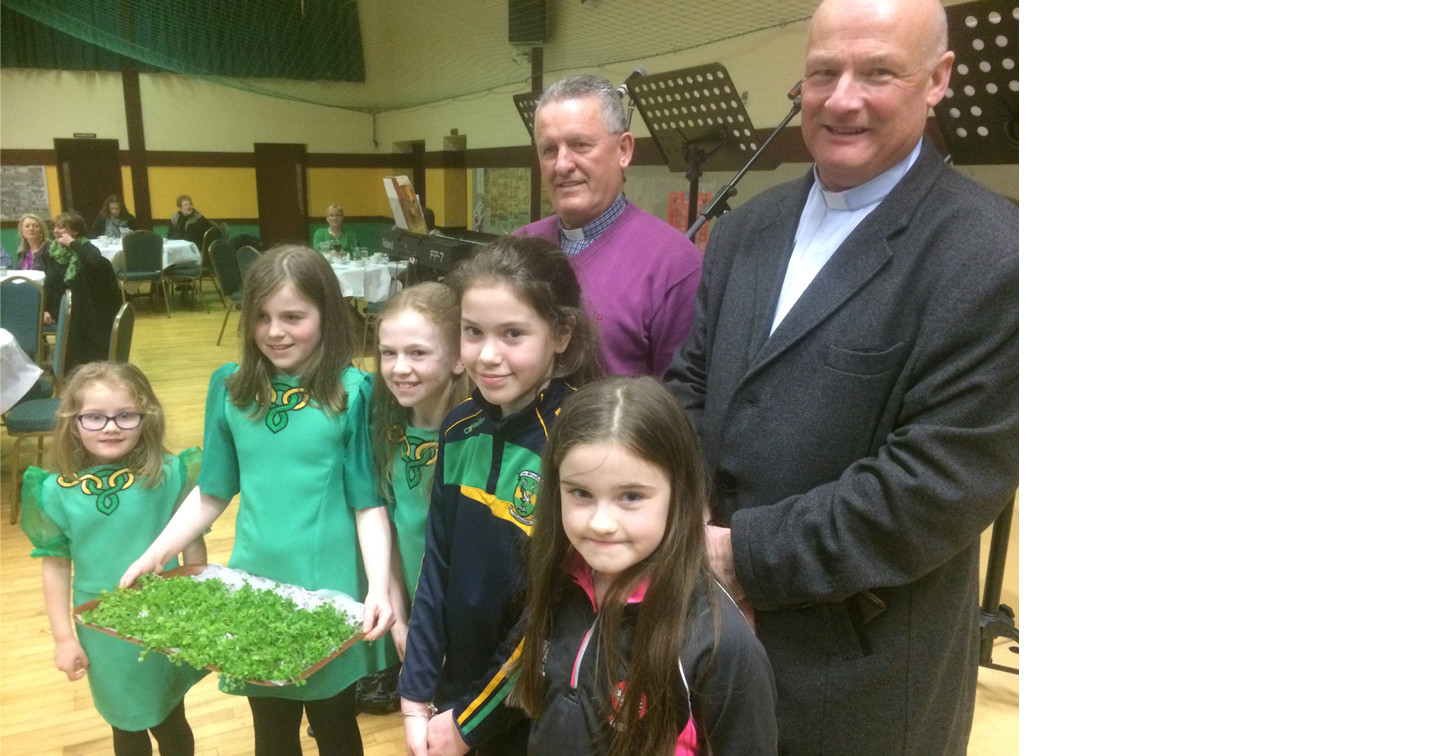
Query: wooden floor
[{"left": 0, "top": 297, "right": 1019, "bottom": 755}]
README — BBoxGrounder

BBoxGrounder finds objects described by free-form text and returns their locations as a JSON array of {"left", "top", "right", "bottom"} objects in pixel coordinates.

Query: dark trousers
[
  {"left": 111, "top": 700, "right": 194, "bottom": 756},
  {"left": 248, "top": 683, "right": 362, "bottom": 756}
]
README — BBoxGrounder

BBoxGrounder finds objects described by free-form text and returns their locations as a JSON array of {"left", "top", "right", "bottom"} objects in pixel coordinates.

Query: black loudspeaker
[{"left": 509, "top": 0, "right": 548, "bottom": 45}]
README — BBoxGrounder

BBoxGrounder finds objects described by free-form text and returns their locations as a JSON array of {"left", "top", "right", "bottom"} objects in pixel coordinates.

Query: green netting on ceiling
[
  {"left": 1, "top": 0, "right": 820, "bottom": 114},
  {"left": 2, "top": 0, "right": 364, "bottom": 80}
]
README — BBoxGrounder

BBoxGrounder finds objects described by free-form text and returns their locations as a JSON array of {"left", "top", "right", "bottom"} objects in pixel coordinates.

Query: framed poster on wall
[
  {"left": 472, "top": 168, "right": 541, "bottom": 234},
  {"left": 0, "top": 166, "right": 50, "bottom": 221}
]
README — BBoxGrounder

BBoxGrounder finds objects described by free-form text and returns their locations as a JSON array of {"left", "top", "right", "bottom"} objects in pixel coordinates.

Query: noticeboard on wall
[{"left": 1, "top": 166, "right": 50, "bottom": 221}]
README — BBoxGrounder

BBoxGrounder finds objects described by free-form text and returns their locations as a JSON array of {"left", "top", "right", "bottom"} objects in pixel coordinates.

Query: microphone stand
[
  {"left": 686, "top": 90, "right": 802, "bottom": 241},
  {"left": 620, "top": 67, "right": 646, "bottom": 132}
]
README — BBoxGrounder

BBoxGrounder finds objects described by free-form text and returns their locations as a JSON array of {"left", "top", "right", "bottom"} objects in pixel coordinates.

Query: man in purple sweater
[{"left": 515, "top": 74, "right": 702, "bottom": 378}]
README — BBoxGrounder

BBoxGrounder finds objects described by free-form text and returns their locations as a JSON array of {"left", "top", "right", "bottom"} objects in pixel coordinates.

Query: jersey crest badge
[
  {"left": 608, "top": 680, "right": 648, "bottom": 727},
  {"left": 509, "top": 470, "right": 540, "bottom": 524}
]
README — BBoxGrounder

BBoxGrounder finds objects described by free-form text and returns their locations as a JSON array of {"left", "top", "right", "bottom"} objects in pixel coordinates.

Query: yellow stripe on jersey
[
  {"left": 460, "top": 485, "right": 534, "bottom": 535},
  {"left": 458, "top": 638, "right": 527, "bottom": 724}
]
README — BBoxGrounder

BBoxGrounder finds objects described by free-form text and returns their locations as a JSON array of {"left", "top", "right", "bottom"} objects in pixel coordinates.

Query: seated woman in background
[
  {"left": 90, "top": 194, "right": 137, "bottom": 238},
  {"left": 166, "top": 194, "right": 209, "bottom": 246},
  {"left": 13, "top": 212, "right": 52, "bottom": 271},
  {"left": 312, "top": 204, "right": 359, "bottom": 255},
  {"left": 43, "top": 212, "right": 124, "bottom": 369}
]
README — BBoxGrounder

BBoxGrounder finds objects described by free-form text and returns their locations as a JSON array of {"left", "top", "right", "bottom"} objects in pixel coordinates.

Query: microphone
[
  {"left": 788, "top": 80, "right": 803, "bottom": 102},
  {"left": 616, "top": 66, "right": 648, "bottom": 98}
]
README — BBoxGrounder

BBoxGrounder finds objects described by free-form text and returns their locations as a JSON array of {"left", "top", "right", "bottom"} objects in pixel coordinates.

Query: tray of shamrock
[{"left": 74, "top": 564, "right": 366, "bottom": 686}]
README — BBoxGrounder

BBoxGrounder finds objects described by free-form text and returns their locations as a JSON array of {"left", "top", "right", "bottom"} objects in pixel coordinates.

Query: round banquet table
[
  {"left": 328, "top": 258, "right": 408, "bottom": 303},
  {"left": 92, "top": 237, "right": 201, "bottom": 270}
]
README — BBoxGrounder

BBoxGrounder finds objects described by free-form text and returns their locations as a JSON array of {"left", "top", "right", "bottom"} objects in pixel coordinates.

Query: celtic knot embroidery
[
  {"left": 264, "top": 385, "right": 311, "bottom": 434},
  {"left": 401, "top": 435, "right": 439, "bottom": 489},
  {"left": 57, "top": 468, "right": 137, "bottom": 515}
]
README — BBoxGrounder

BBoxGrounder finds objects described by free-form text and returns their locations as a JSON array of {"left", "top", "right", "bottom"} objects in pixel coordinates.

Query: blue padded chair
[
  {"left": 164, "top": 252, "right": 210, "bottom": 313},
  {"left": 210, "top": 241, "right": 244, "bottom": 345},
  {"left": 109, "top": 302, "right": 135, "bottom": 362},
  {"left": 166, "top": 221, "right": 225, "bottom": 312},
  {"left": 236, "top": 245, "right": 261, "bottom": 276},
  {"left": 119, "top": 230, "right": 170, "bottom": 317},
  {"left": 2, "top": 276, "right": 45, "bottom": 360},
  {"left": 2, "top": 291, "right": 71, "bottom": 520},
  {"left": 2, "top": 276, "right": 52, "bottom": 402}
]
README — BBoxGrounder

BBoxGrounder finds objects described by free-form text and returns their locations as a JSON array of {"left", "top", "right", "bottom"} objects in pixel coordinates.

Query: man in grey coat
[{"left": 665, "top": 0, "right": 1019, "bottom": 752}]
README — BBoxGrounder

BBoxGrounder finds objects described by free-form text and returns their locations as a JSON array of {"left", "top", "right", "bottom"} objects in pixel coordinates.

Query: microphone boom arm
[{"left": 686, "top": 91, "right": 803, "bottom": 241}]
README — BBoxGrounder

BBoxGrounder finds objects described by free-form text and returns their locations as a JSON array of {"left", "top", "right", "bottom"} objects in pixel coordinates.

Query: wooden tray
[{"left": 74, "top": 563, "right": 364, "bottom": 686}]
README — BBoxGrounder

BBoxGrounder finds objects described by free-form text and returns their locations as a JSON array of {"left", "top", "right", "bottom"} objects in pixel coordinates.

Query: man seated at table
[
  {"left": 166, "top": 194, "right": 210, "bottom": 246},
  {"left": 514, "top": 74, "right": 702, "bottom": 378}
]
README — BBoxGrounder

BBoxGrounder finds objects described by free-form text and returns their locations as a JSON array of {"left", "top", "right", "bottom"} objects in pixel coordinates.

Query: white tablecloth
[
  {"left": 93, "top": 238, "right": 201, "bottom": 271},
  {"left": 1, "top": 328, "right": 44, "bottom": 413},
  {"left": 2, "top": 269, "right": 45, "bottom": 285},
  {"left": 330, "top": 260, "right": 408, "bottom": 302}
]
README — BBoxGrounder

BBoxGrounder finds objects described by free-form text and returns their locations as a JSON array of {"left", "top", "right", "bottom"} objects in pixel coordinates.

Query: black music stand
[
  {"left": 627, "top": 64, "right": 778, "bottom": 230},
  {"left": 686, "top": 83, "right": 801, "bottom": 240},
  {"left": 513, "top": 91, "right": 542, "bottom": 138},
  {"left": 936, "top": 0, "right": 1019, "bottom": 165},
  {"left": 978, "top": 495, "right": 1019, "bottom": 674},
  {"left": 935, "top": 0, "right": 1021, "bottom": 677}
]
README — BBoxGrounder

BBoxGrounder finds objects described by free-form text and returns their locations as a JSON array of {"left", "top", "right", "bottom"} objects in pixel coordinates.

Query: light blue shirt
[{"left": 770, "top": 141, "right": 922, "bottom": 335}]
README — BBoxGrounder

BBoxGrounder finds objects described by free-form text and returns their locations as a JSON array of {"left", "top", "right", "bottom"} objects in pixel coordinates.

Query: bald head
[
  {"left": 811, "top": 0, "right": 949, "bottom": 67},
  {"left": 801, "top": 0, "right": 954, "bottom": 189}
]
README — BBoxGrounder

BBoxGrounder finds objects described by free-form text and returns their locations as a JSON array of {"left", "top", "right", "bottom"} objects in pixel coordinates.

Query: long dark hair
[
  {"left": 98, "top": 194, "right": 129, "bottom": 216},
  {"left": 226, "top": 245, "right": 355, "bottom": 417},
  {"left": 446, "top": 234, "right": 604, "bottom": 390},
  {"left": 510, "top": 376, "right": 715, "bottom": 755},
  {"left": 370, "top": 282, "right": 469, "bottom": 500}
]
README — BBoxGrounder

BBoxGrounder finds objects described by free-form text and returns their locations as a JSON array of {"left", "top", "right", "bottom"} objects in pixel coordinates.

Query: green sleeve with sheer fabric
[{"left": 21, "top": 466, "right": 70, "bottom": 558}]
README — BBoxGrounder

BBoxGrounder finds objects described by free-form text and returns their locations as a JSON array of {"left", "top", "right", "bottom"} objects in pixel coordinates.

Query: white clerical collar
[
  {"left": 814, "top": 141, "right": 923, "bottom": 211},
  {"left": 557, "top": 194, "right": 628, "bottom": 243}
]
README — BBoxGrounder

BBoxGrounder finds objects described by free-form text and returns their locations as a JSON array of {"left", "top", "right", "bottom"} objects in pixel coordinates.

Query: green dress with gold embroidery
[
  {"left": 199, "top": 363, "right": 389, "bottom": 699},
  {"left": 389, "top": 425, "right": 439, "bottom": 598},
  {"left": 20, "top": 448, "right": 210, "bottom": 732}
]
